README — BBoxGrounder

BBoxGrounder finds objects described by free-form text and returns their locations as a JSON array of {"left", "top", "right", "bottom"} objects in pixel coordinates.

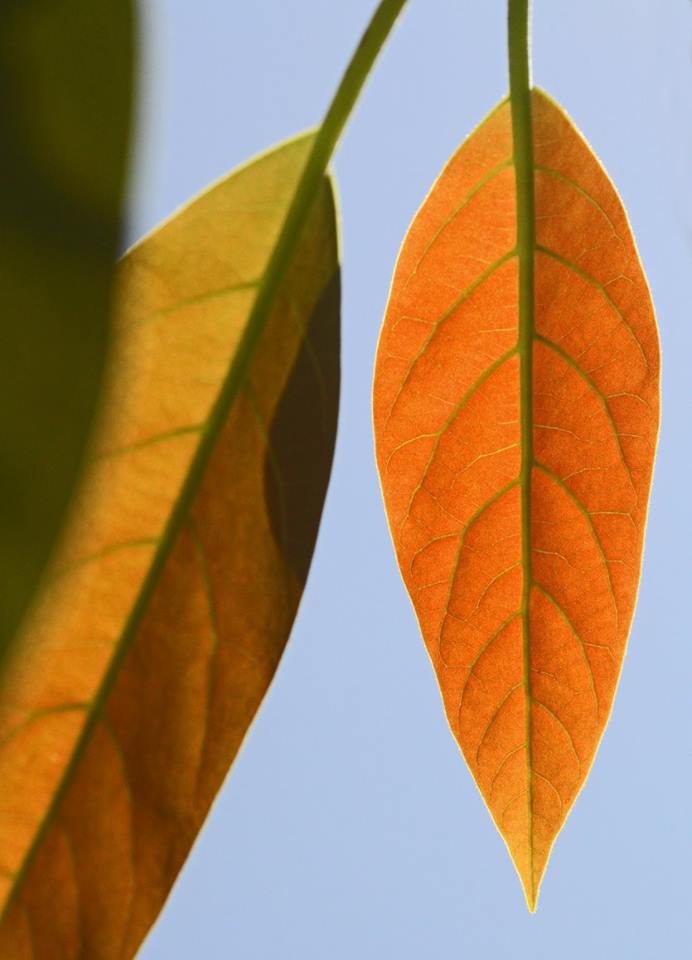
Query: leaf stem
[
  {"left": 229, "top": 0, "right": 409, "bottom": 411},
  {"left": 508, "top": 0, "right": 532, "bottom": 102},
  {"left": 508, "top": 0, "right": 537, "bottom": 912}
]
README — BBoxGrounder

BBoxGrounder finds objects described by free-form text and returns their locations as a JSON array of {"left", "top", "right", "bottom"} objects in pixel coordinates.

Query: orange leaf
[
  {"left": 373, "top": 90, "right": 659, "bottom": 909},
  {"left": 0, "top": 134, "right": 339, "bottom": 956}
]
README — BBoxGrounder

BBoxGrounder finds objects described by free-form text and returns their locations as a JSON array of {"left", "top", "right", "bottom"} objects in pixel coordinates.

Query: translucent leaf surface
[
  {"left": 0, "top": 134, "right": 340, "bottom": 956},
  {"left": 373, "top": 90, "right": 659, "bottom": 909}
]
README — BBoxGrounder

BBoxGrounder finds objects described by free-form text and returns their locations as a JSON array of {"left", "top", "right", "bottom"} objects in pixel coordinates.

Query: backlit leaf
[
  {"left": 0, "top": 0, "right": 135, "bottom": 648},
  {"left": 0, "top": 134, "right": 340, "bottom": 956},
  {"left": 373, "top": 90, "right": 659, "bottom": 909}
]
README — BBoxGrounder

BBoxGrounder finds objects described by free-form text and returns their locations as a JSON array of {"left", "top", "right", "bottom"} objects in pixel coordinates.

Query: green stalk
[
  {"left": 508, "top": 0, "right": 537, "bottom": 912},
  {"left": 0, "top": 0, "right": 409, "bottom": 920},
  {"left": 230, "top": 0, "right": 409, "bottom": 416}
]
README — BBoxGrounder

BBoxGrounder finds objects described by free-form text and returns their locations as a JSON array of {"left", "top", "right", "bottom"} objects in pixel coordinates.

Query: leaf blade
[
  {"left": 373, "top": 89, "right": 659, "bottom": 909},
  {"left": 0, "top": 134, "right": 340, "bottom": 956}
]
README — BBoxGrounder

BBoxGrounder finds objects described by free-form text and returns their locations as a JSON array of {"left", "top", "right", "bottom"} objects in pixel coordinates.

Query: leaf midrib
[{"left": 508, "top": 0, "right": 537, "bottom": 911}]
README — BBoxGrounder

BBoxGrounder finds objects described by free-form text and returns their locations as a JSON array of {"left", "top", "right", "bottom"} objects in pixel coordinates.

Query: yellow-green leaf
[
  {"left": 0, "top": 0, "right": 135, "bottom": 648},
  {"left": 0, "top": 133, "right": 340, "bottom": 957}
]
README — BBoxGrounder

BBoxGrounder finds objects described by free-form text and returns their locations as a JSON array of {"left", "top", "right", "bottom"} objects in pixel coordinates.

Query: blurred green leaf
[{"left": 0, "top": 0, "right": 135, "bottom": 649}]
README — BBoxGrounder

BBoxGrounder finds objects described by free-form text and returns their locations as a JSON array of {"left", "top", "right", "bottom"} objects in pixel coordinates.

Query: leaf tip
[{"left": 524, "top": 887, "right": 538, "bottom": 914}]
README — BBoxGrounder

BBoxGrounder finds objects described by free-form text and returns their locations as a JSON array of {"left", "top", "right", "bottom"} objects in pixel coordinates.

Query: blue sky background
[{"left": 131, "top": 3, "right": 691, "bottom": 956}]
